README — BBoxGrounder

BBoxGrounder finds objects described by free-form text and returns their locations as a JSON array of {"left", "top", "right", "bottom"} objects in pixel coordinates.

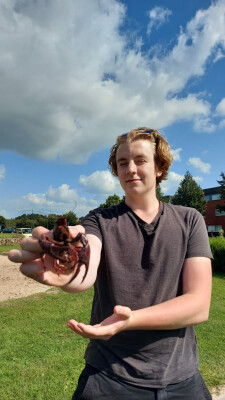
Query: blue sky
[{"left": 0, "top": 0, "right": 225, "bottom": 219}]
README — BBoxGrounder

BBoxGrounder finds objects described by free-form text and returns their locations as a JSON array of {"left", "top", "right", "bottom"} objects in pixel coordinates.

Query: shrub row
[{"left": 209, "top": 236, "right": 225, "bottom": 273}]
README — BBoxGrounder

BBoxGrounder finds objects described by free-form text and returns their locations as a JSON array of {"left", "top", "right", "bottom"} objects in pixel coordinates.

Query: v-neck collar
[{"left": 123, "top": 201, "right": 164, "bottom": 235}]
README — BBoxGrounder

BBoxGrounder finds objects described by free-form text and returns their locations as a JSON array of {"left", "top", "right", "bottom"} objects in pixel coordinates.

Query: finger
[
  {"left": 20, "top": 258, "right": 78, "bottom": 287},
  {"left": 69, "top": 225, "right": 85, "bottom": 239},
  {"left": 20, "top": 237, "right": 43, "bottom": 252},
  {"left": 32, "top": 226, "right": 50, "bottom": 239},
  {"left": 20, "top": 260, "right": 46, "bottom": 283},
  {"left": 114, "top": 305, "right": 132, "bottom": 319},
  {"left": 67, "top": 319, "right": 86, "bottom": 335},
  {"left": 8, "top": 249, "right": 41, "bottom": 263},
  {"left": 67, "top": 320, "right": 99, "bottom": 338}
]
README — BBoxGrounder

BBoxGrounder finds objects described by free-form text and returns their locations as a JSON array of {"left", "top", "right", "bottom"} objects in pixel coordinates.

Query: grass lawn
[
  {"left": 0, "top": 238, "right": 20, "bottom": 253},
  {"left": 0, "top": 274, "right": 224, "bottom": 399}
]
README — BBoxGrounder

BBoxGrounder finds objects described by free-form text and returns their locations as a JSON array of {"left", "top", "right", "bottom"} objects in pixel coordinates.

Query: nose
[{"left": 126, "top": 160, "right": 137, "bottom": 174}]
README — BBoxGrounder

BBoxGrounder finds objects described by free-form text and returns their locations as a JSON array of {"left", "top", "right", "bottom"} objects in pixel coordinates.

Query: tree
[
  {"left": 99, "top": 194, "right": 123, "bottom": 208},
  {"left": 171, "top": 171, "right": 207, "bottom": 215},
  {"left": 47, "top": 214, "right": 59, "bottom": 230},
  {"left": 0, "top": 215, "right": 6, "bottom": 230},
  {"left": 156, "top": 186, "right": 170, "bottom": 203},
  {"left": 66, "top": 211, "right": 78, "bottom": 226},
  {"left": 217, "top": 171, "right": 225, "bottom": 212}
]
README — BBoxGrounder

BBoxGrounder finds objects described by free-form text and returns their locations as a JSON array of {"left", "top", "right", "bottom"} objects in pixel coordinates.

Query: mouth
[{"left": 126, "top": 178, "right": 141, "bottom": 183}]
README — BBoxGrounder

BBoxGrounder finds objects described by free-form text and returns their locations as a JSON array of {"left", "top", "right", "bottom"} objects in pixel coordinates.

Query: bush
[{"left": 209, "top": 236, "right": 225, "bottom": 273}]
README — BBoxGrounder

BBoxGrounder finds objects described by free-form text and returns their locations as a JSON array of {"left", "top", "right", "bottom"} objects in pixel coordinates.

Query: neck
[{"left": 125, "top": 194, "right": 160, "bottom": 224}]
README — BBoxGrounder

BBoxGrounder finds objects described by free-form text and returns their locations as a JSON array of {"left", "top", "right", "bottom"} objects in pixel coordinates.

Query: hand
[
  {"left": 67, "top": 305, "right": 132, "bottom": 340},
  {"left": 8, "top": 225, "right": 86, "bottom": 287}
]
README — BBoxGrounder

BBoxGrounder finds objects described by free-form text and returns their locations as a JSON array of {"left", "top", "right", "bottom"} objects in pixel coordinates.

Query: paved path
[{"left": 212, "top": 387, "right": 225, "bottom": 400}]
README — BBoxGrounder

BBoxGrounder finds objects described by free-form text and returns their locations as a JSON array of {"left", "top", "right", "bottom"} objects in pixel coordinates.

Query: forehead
[{"left": 116, "top": 139, "right": 154, "bottom": 160}]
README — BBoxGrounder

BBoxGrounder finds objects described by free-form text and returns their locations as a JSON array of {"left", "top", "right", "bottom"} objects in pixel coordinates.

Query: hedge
[{"left": 209, "top": 236, "right": 225, "bottom": 273}]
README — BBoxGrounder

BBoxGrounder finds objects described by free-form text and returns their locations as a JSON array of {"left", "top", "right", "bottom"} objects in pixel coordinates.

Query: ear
[{"left": 156, "top": 170, "right": 162, "bottom": 177}]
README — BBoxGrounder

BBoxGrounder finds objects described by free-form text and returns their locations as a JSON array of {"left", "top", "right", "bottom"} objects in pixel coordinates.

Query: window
[
  {"left": 207, "top": 225, "right": 222, "bottom": 233},
  {"left": 212, "top": 194, "right": 221, "bottom": 200},
  {"left": 215, "top": 209, "right": 225, "bottom": 216},
  {"left": 205, "top": 193, "right": 221, "bottom": 201}
]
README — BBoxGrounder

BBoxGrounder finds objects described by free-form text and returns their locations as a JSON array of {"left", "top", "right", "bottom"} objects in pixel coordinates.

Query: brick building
[{"left": 203, "top": 187, "right": 225, "bottom": 234}]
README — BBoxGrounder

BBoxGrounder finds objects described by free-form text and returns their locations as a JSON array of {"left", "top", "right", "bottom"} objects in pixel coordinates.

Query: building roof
[{"left": 203, "top": 186, "right": 221, "bottom": 196}]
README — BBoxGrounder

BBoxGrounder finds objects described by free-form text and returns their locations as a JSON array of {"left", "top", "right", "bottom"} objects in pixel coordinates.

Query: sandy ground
[
  {"left": 0, "top": 253, "right": 49, "bottom": 301},
  {"left": 0, "top": 253, "right": 224, "bottom": 399}
]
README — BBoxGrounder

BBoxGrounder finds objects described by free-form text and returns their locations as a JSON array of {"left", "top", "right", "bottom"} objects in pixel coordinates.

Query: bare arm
[
  {"left": 8, "top": 226, "right": 102, "bottom": 293},
  {"left": 127, "top": 257, "right": 212, "bottom": 330},
  {"left": 68, "top": 257, "right": 212, "bottom": 339}
]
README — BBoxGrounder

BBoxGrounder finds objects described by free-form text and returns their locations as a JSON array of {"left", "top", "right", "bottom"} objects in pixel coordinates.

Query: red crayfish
[{"left": 39, "top": 216, "right": 90, "bottom": 283}]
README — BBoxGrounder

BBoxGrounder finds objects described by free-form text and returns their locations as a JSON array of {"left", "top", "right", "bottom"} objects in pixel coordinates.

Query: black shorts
[{"left": 72, "top": 364, "right": 212, "bottom": 400}]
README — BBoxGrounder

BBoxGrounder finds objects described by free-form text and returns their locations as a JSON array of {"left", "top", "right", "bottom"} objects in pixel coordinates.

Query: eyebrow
[{"left": 117, "top": 154, "right": 147, "bottom": 163}]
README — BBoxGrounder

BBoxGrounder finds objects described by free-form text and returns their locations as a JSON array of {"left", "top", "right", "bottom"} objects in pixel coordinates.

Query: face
[{"left": 116, "top": 139, "right": 162, "bottom": 199}]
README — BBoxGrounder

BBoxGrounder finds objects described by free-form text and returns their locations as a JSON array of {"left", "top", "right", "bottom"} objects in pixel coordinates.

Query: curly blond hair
[{"left": 108, "top": 127, "right": 173, "bottom": 185}]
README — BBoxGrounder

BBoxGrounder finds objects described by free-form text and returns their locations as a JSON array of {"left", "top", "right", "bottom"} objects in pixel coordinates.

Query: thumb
[{"left": 113, "top": 305, "right": 132, "bottom": 319}]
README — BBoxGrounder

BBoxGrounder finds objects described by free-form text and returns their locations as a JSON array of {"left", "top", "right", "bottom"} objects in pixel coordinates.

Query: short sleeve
[
  {"left": 82, "top": 209, "right": 103, "bottom": 242},
  {"left": 186, "top": 210, "right": 213, "bottom": 259}
]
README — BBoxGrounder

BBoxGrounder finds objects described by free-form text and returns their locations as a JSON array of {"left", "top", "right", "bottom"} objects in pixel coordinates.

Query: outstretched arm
[
  {"left": 8, "top": 226, "right": 102, "bottom": 293},
  {"left": 67, "top": 257, "right": 212, "bottom": 339}
]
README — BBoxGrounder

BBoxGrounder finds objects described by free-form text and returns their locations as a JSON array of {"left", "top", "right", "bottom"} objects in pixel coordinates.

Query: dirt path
[{"left": 0, "top": 253, "right": 49, "bottom": 301}]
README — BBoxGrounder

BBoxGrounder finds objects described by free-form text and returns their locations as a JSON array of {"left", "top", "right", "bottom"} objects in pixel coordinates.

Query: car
[
  {"left": 13, "top": 228, "right": 33, "bottom": 238},
  {"left": 1, "top": 228, "right": 15, "bottom": 233}
]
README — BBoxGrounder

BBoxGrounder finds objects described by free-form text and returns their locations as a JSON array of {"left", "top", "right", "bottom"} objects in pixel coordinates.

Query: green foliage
[
  {"left": 3, "top": 211, "right": 80, "bottom": 231},
  {"left": 217, "top": 171, "right": 225, "bottom": 199},
  {"left": 171, "top": 171, "right": 207, "bottom": 214},
  {"left": 216, "top": 171, "right": 225, "bottom": 212},
  {"left": 209, "top": 236, "right": 225, "bottom": 273},
  {"left": 66, "top": 211, "right": 78, "bottom": 226},
  {"left": 99, "top": 194, "right": 124, "bottom": 208},
  {"left": 0, "top": 216, "right": 6, "bottom": 229},
  {"left": 156, "top": 186, "right": 170, "bottom": 203}
]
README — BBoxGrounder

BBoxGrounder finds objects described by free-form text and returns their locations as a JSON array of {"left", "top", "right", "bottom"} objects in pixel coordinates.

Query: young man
[{"left": 9, "top": 128, "right": 213, "bottom": 399}]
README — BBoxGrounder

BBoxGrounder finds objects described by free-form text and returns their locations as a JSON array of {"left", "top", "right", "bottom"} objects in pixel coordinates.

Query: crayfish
[{"left": 39, "top": 216, "right": 90, "bottom": 283}]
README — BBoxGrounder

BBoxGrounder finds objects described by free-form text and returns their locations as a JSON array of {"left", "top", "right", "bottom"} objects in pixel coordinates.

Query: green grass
[
  {"left": 0, "top": 236, "right": 20, "bottom": 253},
  {"left": 0, "top": 245, "right": 20, "bottom": 252},
  {"left": 0, "top": 233, "right": 14, "bottom": 238},
  {"left": 0, "top": 274, "right": 224, "bottom": 399},
  {"left": 195, "top": 273, "right": 225, "bottom": 389},
  {"left": 0, "top": 288, "right": 93, "bottom": 400}
]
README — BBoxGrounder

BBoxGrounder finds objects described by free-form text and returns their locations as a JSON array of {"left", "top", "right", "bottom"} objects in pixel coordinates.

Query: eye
[
  {"left": 136, "top": 159, "right": 146, "bottom": 165},
  {"left": 119, "top": 162, "right": 128, "bottom": 167}
]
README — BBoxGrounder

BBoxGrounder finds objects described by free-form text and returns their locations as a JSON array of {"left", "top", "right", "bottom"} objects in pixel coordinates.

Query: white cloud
[
  {"left": 161, "top": 170, "right": 203, "bottom": 194},
  {"left": 188, "top": 157, "right": 211, "bottom": 173},
  {"left": 193, "top": 116, "right": 216, "bottom": 133},
  {"left": 0, "top": 164, "right": 5, "bottom": 182},
  {"left": 193, "top": 176, "right": 203, "bottom": 183},
  {"left": 171, "top": 148, "right": 182, "bottom": 161},
  {"left": 46, "top": 184, "right": 78, "bottom": 203},
  {"left": 79, "top": 170, "right": 123, "bottom": 196},
  {"left": 147, "top": 6, "right": 172, "bottom": 36},
  {"left": 213, "top": 48, "right": 225, "bottom": 63},
  {"left": 0, "top": 0, "right": 225, "bottom": 162},
  {"left": 216, "top": 98, "right": 225, "bottom": 116},
  {"left": 160, "top": 171, "right": 184, "bottom": 194},
  {"left": 219, "top": 119, "right": 225, "bottom": 128},
  {"left": 22, "top": 184, "right": 98, "bottom": 217}
]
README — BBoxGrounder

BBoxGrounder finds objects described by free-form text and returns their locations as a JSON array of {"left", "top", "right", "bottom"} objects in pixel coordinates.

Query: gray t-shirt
[{"left": 82, "top": 202, "right": 212, "bottom": 388}]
